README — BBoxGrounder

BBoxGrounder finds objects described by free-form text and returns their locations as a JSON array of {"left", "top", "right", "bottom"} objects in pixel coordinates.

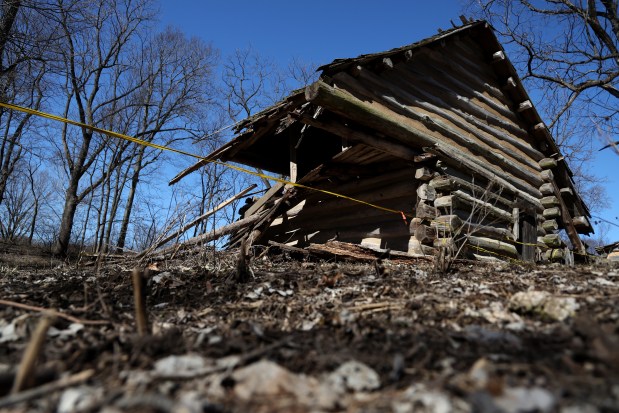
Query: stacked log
[
  {"left": 535, "top": 156, "right": 576, "bottom": 261},
  {"left": 426, "top": 170, "right": 522, "bottom": 261}
]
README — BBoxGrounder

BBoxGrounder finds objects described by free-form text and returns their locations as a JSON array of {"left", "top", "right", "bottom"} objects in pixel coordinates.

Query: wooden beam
[
  {"left": 243, "top": 182, "right": 284, "bottom": 218},
  {"left": 467, "top": 235, "right": 518, "bottom": 258},
  {"left": 539, "top": 158, "right": 558, "bottom": 169},
  {"left": 540, "top": 234, "right": 563, "bottom": 248},
  {"left": 417, "top": 183, "right": 437, "bottom": 201},
  {"left": 430, "top": 215, "right": 463, "bottom": 235},
  {"left": 559, "top": 187, "right": 574, "bottom": 198},
  {"left": 380, "top": 57, "right": 394, "bottom": 70},
  {"left": 572, "top": 216, "right": 591, "bottom": 232},
  {"left": 539, "top": 183, "right": 554, "bottom": 196},
  {"left": 305, "top": 79, "right": 543, "bottom": 205},
  {"left": 428, "top": 176, "right": 456, "bottom": 192},
  {"left": 295, "top": 113, "right": 419, "bottom": 161},
  {"left": 542, "top": 219, "right": 559, "bottom": 232},
  {"left": 541, "top": 169, "right": 554, "bottom": 182},
  {"left": 289, "top": 136, "right": 298, "bottom": 183},
  {"left": 460, "top": 221, "right": 516, "bottom": 241},
  {"left": 432, "top": 166, "right": 517, "bottom": 210},
  {"left": 415, "top": 167, "right": 434, "bottom": 181},
  {"left": 503, "top": 77, "right": 517, "bottom": 89},
  {"left": 541, "top": 196, "right": 560, "bottom": 208},
  {"left": 414, "top": 224, "right": 436, "bottom": 243},
  {"left": 519, "top": 211, "right": 537, "bottom": 262},
  {"left": 492, "top": 51, "right": 506, "bottom": 62},
  {"left": 352, "top": 67, "right": 544, "bottom": 170},
  {"left": 435, "top": 190, "right": 515, "bottom": 223},
  {"left": 517, "top": 100, "right": 533, "bottom": 112},
  {"left": 542, "top": 207, "right": 561, "bottom": 220},
  {"left": 549, "top": 180, "right": 587, "bottom": 251},
  {"left": 154, "top": 212, "right": 266, "bottom": 257},
  {"left": 416, "top": 201, "right": 439, "bottom": 220}
]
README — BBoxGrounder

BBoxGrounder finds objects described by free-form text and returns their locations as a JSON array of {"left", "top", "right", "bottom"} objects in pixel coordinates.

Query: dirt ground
[{"left": 0, "top": 242, "right": 618, "bottom": 412}]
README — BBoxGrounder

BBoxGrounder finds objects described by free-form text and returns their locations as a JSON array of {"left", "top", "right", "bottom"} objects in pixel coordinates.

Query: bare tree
[
  {"left": 0, "top": 0, "right": 57, "bottom": 207},
  {"left": 113, "top": 27, "right": 218, "bottom": 252},
  {"left": 287, "top": 56, "right": 319, "bottom": 87},
  {"left": 0, "top": 156, "right": 51, "bottom": 242},
  {"left": 221, "top": 46, "right": 288, "bottom": 122},
  {"left": 470, "top": 0, "right": 617, "bottom": 210},
  {"left": 52, "top": 0, "right": 155, "bottom": 256}
]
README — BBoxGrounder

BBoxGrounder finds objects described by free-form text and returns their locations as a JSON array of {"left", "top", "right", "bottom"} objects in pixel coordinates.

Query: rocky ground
[{"left": 0, "top": 242, "right": 618, "bottom": 412}]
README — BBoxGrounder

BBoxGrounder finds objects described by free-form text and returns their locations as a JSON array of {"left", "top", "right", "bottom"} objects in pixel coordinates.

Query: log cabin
[{"left": 171, "top": 20, "right": 592, "bottom": 263}]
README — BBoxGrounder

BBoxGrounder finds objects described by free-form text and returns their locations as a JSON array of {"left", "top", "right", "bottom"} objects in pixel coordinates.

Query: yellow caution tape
[
  {"left": 0, "top": 102, "right": 412, "bottom": 218},
  {"left": 0, "top": 101, "right": 591, "bottom": 261}
]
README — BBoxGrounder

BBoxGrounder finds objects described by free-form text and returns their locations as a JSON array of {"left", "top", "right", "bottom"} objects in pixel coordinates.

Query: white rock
[
  {"left": 326, "top": 360, "right": 381, "bottom": 392},
  {"left": 230, "top": 359, "right": 339, "bottom": 409},
  {"left": 510, "top": 291, "right": 548, "bottom": 310},
  {"left": 154, "top": 354, "right": 208, "bottom": 378},
  {"left": 542, "top": 296, "right": 579, "bottom": 321},
  {"left": 398, "top": 384, "right": 452, "bottom": 413},
  {"left": 591, "top": 277, "right": 615, "bottom": 287},
  {"left": 48, "top": 323, "right": 84, "bottom": 338},
  {"left": 509, "top": 291, "right": 579, "bottom": 321},
  {"left": 57, "top": 386, "right": 101, "bottom": 413},
  {"left": 494, "top": 386, "right": 555, "bottom": 413}
]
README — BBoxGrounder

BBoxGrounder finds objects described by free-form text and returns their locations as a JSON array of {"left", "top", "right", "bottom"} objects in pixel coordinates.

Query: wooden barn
[{"left": 171, "top": 20, "right": 592, "bottom": 263}]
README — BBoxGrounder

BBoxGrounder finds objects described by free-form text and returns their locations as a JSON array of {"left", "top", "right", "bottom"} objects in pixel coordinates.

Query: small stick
[
  {"left": 236, "top": 237, "right": 253, "bottom": 283},
  {"left": 0, "top": 299, "right": 109, "bottom": 325},
  {"left": 0, "top": 369, "right": 94, "bottom": 408},
  {"left": 11, "top": 315, "right": 55, "bottom": 393},
  {"left": 132, "top": 268, "right": 149, "bottom": 336}
]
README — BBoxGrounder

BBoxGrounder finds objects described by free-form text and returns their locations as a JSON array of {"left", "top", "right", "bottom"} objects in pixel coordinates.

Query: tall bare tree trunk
[
  {"left": 55, "top": 178, "right": 80, "bottom": 256},
  {"left": 116, "top": 146, "right": 144, "bottom": 252}
]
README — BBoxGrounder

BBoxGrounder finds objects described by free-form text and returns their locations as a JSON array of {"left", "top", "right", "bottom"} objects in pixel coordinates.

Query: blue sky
[{"left": 159, "top": 0, "right": 619, "bottom": 243}]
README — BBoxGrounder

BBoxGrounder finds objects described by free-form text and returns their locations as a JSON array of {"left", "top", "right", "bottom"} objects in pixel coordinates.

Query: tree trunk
[
  {"left": 116, "top": 147, "right": 144, "bottom": 252},
  {"left": 54, "top": 180, "right": 79, "bottom": 257}
]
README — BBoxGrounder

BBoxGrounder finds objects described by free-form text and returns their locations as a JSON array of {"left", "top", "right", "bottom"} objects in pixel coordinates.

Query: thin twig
[
  {"left": 0, "top": 299, "right": 109, "bottom": 325},
  {"left": 12, "top": 315, "right": 55, "bottom": 393},
  {"left": 0, "top": 370, "right": 94, "bottom": 408},
  {"left": 132, "top": 268, "right": 150, "bottom": 336}
]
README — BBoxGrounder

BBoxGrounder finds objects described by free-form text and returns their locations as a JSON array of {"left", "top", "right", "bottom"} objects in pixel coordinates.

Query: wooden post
[
  {"left": 289, "top": 135, "right": 298, "bottom": 183},
  {"left": 518, "top": 212, "right": 537, "bottom": 262}
]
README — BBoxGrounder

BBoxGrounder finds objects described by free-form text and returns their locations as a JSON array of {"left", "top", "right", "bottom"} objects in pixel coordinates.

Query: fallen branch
[
  {"left": 0, "top": 299, "right": 109, "bottom": 325},
  {"left": 137, "top": 184, "right": 257, "bottom": 258},
  {"left": 0, "top": 370, "right": 94, "bottom": 408},
  {"left": 152, "top": 212, "right": 266, "bottom": 258}
]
